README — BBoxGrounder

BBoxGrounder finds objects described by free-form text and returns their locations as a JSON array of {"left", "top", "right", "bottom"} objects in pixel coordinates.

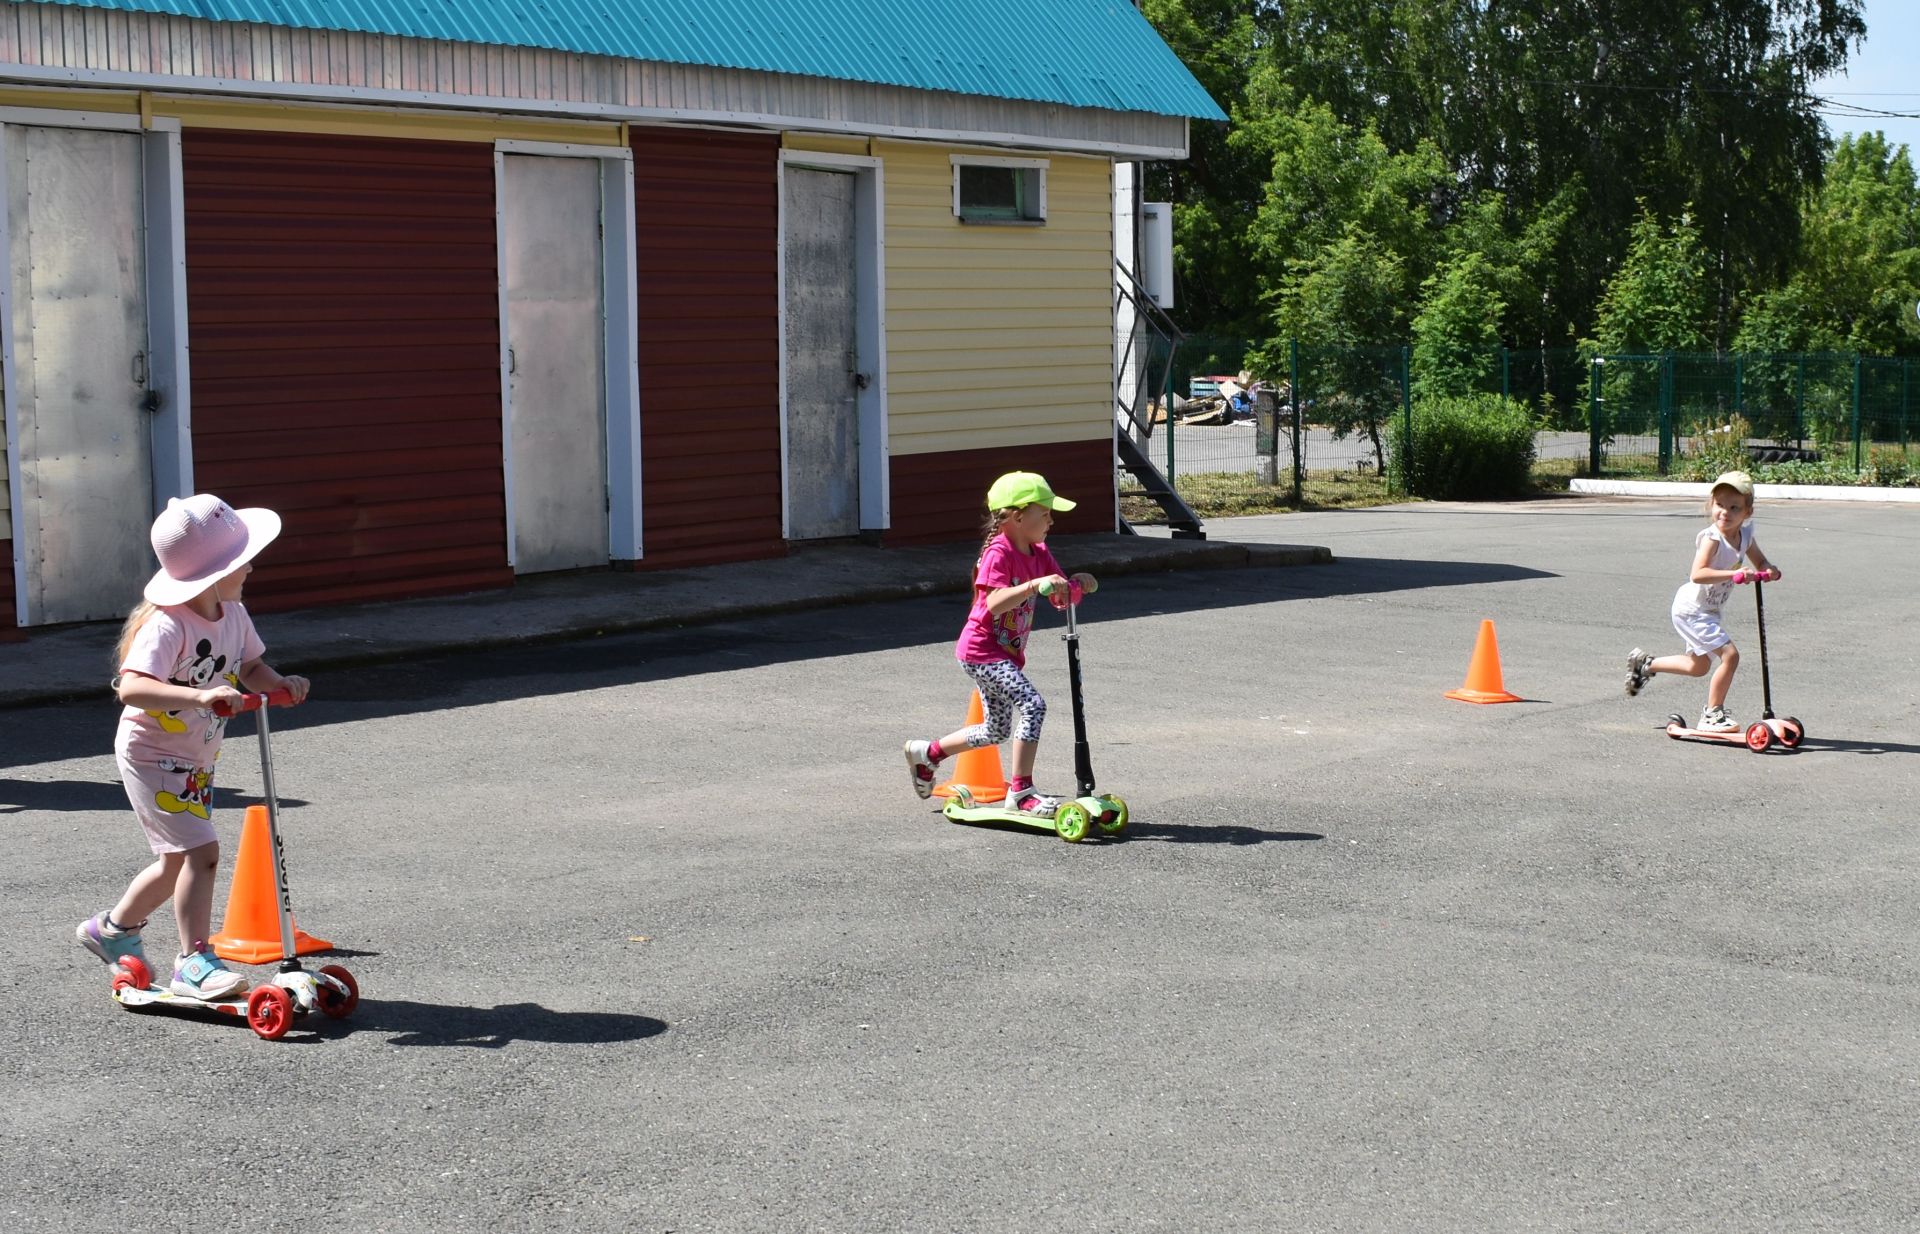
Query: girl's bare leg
[
  {"left": 1649, "top": 652, "right": 1710, "bottom": 679},
  {"left": 171, "top": 840, "right": 222, "bottom": 954},
  {"left": 1706, "top": 643, "right": 1740, "bottom": 710},
  {"left": 113, "top": 851, "right": 187, "bottom": 929}
]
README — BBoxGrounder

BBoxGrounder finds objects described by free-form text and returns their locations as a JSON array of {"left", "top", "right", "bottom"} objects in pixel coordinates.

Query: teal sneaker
[
  {"left": 170, "top": 950, "right": 248, "bottom": 1000},
  {"left": 76, "top": 912, "right": 147, "bottom": 968}
]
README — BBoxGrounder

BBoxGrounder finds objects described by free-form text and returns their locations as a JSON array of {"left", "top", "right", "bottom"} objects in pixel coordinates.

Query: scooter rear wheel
[
  {"left": 112, "top": 955, "right": 152, "bottom": 993},
  {"left": 246, "top": 985, "right": 294, "bottom": 1040}
]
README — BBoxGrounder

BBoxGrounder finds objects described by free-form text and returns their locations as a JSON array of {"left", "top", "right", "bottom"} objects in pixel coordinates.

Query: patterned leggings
[{"left": 958, "top": 659, "right": 1048, "bottom": 746}]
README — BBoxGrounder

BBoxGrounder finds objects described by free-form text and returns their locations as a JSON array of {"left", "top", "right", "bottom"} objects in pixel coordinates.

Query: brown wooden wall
[
  {"left": 631, "top": 128, "right": 785, "bottom": 569},
  {"left": 887, "top": 438, "right": 1116, "bottom": 547},
  {"left": 182, "top": 129, "right": 510, "bottom": 611}
]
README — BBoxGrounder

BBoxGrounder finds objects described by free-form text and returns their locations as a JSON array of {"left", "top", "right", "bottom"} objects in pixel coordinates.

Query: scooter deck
[
  {"left": 1664, "top": 720, "right": 1749, "bottom": 744},
  {"left": 112, "top": 983, "right": 249, "bottom": 1019},
  {"left": 941, "top": 792, "right": 1127, "bottom": 842},
  {"left": 1664, "top": 713, "right": 1803, "bottom": 752}
]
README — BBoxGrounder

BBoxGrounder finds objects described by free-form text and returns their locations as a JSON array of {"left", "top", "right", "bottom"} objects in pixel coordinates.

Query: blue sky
[{"left": 1813, "top": 1, "right": 1920, "bottom": 155}]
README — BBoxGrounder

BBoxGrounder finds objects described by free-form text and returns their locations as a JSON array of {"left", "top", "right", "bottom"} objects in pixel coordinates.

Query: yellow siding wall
[{"left": 877, "top": 143, "right": 1113, "bottom": 456}]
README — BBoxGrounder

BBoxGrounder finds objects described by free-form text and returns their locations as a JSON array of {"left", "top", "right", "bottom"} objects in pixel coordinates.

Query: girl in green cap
[{"left": 905, "top": 472, "right": 1097, "bottom": 817}]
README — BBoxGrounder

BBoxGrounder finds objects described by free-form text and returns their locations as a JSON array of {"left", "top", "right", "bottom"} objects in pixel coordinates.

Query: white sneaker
[
  {"left": 904, "top": 740, "right": 938, "bottom": 799},
  {"left": 1698, "top": 706, "right": 1736, "bottom": 733},
  {"left": 1008, "top": 787, "right": 1062, "bottom": 819}
]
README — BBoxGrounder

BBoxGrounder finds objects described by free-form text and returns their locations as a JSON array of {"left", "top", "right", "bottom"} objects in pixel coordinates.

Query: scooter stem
[
  {"left": 1064, "top": 602, "right": 1095, "bottom": 798},
  {"left": 254, "top": 705, "right": 300, "bottom": 965},
  {"left": 1754, "top": 579, "right": 1775, "bottom": 720}
]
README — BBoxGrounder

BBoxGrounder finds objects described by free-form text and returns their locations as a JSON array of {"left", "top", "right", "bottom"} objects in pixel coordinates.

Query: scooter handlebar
[
  {"left": 210, "top": 686, "right": 296, "bottom": 717},
  {"left": 1041, "top": 580, "right": 1087, "bottom": 609},
  {"left": 1731, "top": 568, "right": 1780, "bottom": 585}
]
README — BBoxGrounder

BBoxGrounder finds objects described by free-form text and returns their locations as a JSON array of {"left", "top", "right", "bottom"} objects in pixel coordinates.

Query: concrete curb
[{"left": 1570, "top": 478, "right": 1920, "bottom": 503}]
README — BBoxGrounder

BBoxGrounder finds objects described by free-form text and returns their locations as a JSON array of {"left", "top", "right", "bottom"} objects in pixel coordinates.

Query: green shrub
[{"left": 1390, "top": 394, "right": 1537, "bottom": 499}]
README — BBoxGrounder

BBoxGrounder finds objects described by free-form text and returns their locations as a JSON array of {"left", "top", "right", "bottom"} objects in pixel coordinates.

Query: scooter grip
[{"left": 211, "top": 686, "right": 296, "bottom": 717}]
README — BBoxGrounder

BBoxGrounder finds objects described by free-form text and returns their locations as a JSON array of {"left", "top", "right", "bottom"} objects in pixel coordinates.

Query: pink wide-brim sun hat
[{"left": 143, "top": 494, "right": 282, "bottom": 606}]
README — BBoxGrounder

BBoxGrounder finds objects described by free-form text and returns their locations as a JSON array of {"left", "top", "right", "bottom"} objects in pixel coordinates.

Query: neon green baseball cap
[{"left": 986, "top": 471, "right": 1076, "bottom": 512}]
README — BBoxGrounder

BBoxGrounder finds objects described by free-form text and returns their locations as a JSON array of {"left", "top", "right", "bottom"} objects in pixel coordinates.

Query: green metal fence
[
  {"left": 1586, "top": 351, "right": 1916, "bottom": 474},
  {"left": 1149, "top": 342, "right": 1916, "bottom": 491}
]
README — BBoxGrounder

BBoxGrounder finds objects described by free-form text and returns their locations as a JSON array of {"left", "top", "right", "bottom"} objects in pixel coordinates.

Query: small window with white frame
[{"left": 952, "top": 155, "right": 1047, "bottom": 224}]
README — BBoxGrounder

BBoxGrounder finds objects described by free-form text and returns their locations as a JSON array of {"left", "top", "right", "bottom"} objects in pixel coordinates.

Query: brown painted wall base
[
  {"left": 887, "top": 438, "right": 1115, "bottom": 547},
  {"left": 0, "top": 539, "right": 17, "bottom": 638}
]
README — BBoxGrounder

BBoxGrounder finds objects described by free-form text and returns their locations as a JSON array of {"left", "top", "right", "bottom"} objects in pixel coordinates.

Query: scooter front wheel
[
  {"left": 316, "top": 964, "right": 360, "bottom": 1019},
  {"left": 247, "top": 985, "right": 294, "bottom": 1040},
  {"left": 1778, "top": 717, "right": 1804, "bottom": 748},
  {"left": 1096, "top": 795, "right": 1128, "bottom": 836},
  {"left": 1054, "top": 802, "right": 1091, "bottom": 843},
  {"left": 1745, "top": 722, "right": 1773, "bottom": 753}
]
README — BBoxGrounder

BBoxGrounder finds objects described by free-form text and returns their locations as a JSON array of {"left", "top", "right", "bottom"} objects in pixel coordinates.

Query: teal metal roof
[{"left": 45, "top": 0, "right": 1226, "bottom": 121}]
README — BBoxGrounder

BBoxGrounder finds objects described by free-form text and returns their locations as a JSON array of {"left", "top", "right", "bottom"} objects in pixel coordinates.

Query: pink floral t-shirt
[{"left": 954, "top": 534, "right": 1063, "bottom": 669}]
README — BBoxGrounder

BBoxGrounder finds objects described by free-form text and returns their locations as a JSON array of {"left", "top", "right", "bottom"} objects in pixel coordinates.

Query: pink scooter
[{"left": 1665, "top": 572, "right": 1805, "bottom": 753}]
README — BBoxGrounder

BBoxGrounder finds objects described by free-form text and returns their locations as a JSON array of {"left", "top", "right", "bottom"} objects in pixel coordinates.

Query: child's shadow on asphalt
[
  {"left": 350, "top": 999, "right": 668, "bottom": 1048},
  {"left": 1123, "top": 823, "right": 1323, "bottom": 845}
]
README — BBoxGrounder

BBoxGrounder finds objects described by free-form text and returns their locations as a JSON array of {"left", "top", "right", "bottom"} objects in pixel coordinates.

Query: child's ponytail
[
  {"left": 975, "top": 507, "right": 1014, "bottom": 580},
  {"left": 112, "top": 600, "right": 157, "bottom": 681}
]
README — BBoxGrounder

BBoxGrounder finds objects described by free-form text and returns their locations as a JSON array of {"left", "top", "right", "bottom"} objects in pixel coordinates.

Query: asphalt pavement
[{"left": 5, "top": 496, "right": 1916, "bottom": 1233}]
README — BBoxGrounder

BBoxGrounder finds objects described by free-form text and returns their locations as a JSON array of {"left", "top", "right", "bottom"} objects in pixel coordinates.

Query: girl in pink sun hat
[{"left": 76, "top": 494, "right": 310, "bottom": 1001}]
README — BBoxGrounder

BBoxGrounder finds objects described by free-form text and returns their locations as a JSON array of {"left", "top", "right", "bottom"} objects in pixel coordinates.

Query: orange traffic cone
[
  {"left": 1444, "top": 619, "right": 1523, "bottom": 704},
  {"left": 931, "top": 691, "right": 1008, "bottom": 803},
  {"left": 211, "top": 805, "right": 334, "bottom": 962}
]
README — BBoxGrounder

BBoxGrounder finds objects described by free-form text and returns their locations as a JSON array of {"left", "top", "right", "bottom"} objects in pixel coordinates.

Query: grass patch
[
  {"left": 1529, "top": 458, "right": 1581, "bottom": 491},
  {"left": 1121, "top": 469, "right": 1399, "bottom": 523},
  {"left": 1124, "top": 460, "right": 1583, "bottom": 523}
]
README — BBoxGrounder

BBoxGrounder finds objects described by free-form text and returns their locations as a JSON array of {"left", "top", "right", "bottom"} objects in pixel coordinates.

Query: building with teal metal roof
[
  {"left": 34, "top": 0, "right": 1225, "bottom": 122},
  {"left": 0, "top": 0, "right": 1215, "bottom": 627}
]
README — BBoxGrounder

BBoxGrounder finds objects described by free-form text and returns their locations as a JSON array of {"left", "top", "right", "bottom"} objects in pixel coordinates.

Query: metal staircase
[{"left": 1114, "top": 262, "right": 1205, "bottom": 538}]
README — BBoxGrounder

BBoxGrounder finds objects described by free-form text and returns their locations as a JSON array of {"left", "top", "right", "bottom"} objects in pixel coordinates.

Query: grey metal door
[
  {"left": 6, "top": 125, "right": 152, "bottom": 624},
  {"left": 784, "top": 168, "right": 859, "bottom": 540},
  {"left": 503, "top": 154, "right": 608, "bottom": 573}
]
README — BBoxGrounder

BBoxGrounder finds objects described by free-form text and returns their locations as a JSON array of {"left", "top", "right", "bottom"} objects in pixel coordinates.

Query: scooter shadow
[
  {"left": 1122, "top": 823, "right": 1324, "bottom": 845},
  {"left": 1791, "top": 735, "right": 1920, "bottom": 757},
  {"left": 343, "top": 998, "right": 669, "bottom": 1048}
]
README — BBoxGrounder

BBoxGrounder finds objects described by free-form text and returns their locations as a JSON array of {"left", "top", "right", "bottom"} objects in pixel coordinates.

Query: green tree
[
  {"left": 1259, "top": 225, "right": 1408, "bottom": 471},
  {"left": 1140, "top": 0, "right": 1864, "bottom": 353},
  {"left": 1736, "top": 132, "right": 1920, "bottom": 356},
  {"left": 1588, "top": 207, "right": 1714, "bottom": 354},
  {"left": 1412, "top": 252, "right": 1506, "bottom": 401}
]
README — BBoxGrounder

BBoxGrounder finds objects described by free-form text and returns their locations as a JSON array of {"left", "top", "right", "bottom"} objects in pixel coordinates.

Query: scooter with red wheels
[
  {"left": 941, "top": 578, "right": 1129, "bottom": 842},
  {"left": 110, "top": 687, "right": 359, "bottom": 1040},
  {"left": 1665, "top": 572, "right": 1805, "bottom": 753}
]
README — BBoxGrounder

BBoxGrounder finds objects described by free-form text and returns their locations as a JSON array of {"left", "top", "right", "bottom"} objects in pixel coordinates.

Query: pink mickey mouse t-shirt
[
  {"left": 116, "top": 601, "right": 265, "bottom": 766},
  {"left": 954, "top": 533, "right": 1063, "bottom": 670}
]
